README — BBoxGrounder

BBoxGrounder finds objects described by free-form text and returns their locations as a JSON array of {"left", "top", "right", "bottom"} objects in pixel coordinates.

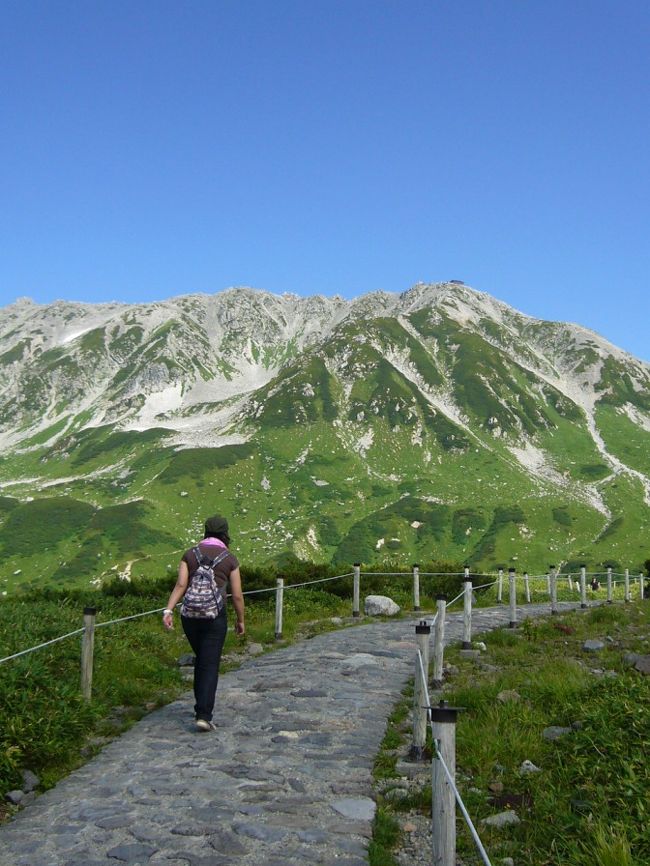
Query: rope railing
[
  {"left": 266, "top": 571, "right": 354, "bottom": 591},
  {"left": 232, "top": 571, "right": 355, "bottom": 598},
  {"left": 0, "top": 628, "right": 85, "bottom": 666},
  {"left": 1, "top": 563, "right": 646, "bottom": 681},
  {"left": 447, "top": 588, "right": 465, "bottom": 608},
  {"left": 94, "top": 607, "right": 168, "bottom": 629},
  {"left": 469, "top": 581, "right": 497, "bottom": 595}
]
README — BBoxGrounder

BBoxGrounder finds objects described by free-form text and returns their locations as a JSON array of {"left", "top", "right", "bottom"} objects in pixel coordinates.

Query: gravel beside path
[{"left": 0, "top": 602, "right": 588, "bottom": 866}]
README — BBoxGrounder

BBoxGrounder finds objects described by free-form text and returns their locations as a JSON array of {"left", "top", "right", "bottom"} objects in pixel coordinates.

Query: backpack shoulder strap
[{"left": 208, "top": 549, "right": 230, "bottom": 569}]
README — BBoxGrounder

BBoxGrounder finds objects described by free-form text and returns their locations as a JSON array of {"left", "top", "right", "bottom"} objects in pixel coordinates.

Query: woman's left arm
[
  {"left": 163, "top": 560, "right": 189, "bottom": 630},
  {"left": 229, "top": 567, "right": 245, "bottom": 635}
]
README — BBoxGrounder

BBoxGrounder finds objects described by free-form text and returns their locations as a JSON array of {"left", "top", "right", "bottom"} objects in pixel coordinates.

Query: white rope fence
[
  {"left": 0, "top": 573, "right": 355, "bottom": 666},
  {"left": 0, "top": 628, "right": 86, "bottom": 665},
  {"left": 1, "top": 564, "right": 646, "bottom": 693}
]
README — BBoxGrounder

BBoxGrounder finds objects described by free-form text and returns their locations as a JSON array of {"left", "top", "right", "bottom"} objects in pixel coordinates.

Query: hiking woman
[{"left": 162, "top": 514, "right": 245, "bottom": 731}]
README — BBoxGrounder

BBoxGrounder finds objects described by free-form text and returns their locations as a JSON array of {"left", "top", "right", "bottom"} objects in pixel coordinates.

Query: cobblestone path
[{"left": 0, "top": 602, "right": 589, "bottom": 866}]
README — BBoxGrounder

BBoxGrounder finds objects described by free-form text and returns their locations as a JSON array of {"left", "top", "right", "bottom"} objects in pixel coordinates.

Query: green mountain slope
[{"left": 0, "top": 283, "right": 649, "bottom": 593}]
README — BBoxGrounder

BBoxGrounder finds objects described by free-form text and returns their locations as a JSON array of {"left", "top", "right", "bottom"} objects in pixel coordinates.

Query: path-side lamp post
[
  {"left": 413, "top": 563, "right": 421, "bottom": 612},
  {"left": 462, "top": 572, "right": 472, "bottom": 650},
  {"left": 497, "top": 567, "right": 504, "bottom": 603},
  {"left": 411, "top": 620, "right": 431, "bottom": 761},
  {"left": 640, "top": 571, "right": 646, "bottom": 601},
  {"left": 580, "top": 564, "right": 587, "bottom": 609},
  {"left": 431, "top": 700, "right": 465, "bottom": 866},
  {"left": 352, "top": 563, "right": 361, "bottom": 617},
  {"left": 550, "top": 565, "right": 558, "bottom": 615},
  {"left": 432, "top": 595, "right": 447, "bottom": 689},
  {"left": 523, "top": 571, "right": 531, "bottom": 604},
  {"left": 274, "top": 578, "right": 284, "bottom": 640},
  {"left": 607, "top": 566, "right": 613, "bottom": 604},
  {"left": 80, "top": 607, "right": 97, "bottom": 701},
  {"left": 625, "top": 568, "right": 631, "bottom": 603},
  {"left": 508, "top": 568, "right": 517, "bottom": 628}
]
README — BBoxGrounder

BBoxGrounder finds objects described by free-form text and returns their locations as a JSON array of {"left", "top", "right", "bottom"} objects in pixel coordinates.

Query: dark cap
[{"left": 204, "top": 514, "right": 229, "bottom": 536}]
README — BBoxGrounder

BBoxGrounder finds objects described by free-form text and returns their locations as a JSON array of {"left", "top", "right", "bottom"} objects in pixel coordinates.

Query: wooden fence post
[
  {"left": 508, "top": 568, "right": 517, "bottom": 628},
  {"left": 432, "top": 596, "right": 446, "bottom": 688},
  {"left": 462, "top": 577, "right": 472, "bottom": 650},
  {"left": 640, "top": 572, "right": 645, "bottom": 601},
  {"left": 546, "top": 570, "right": 551, "bottom": 595},
  {"left": 550, "top": 565, "right": 558, "bottom": 615},
  {"left": 274, "top": 578, "right": 284, "bottom": 640},
  {"left": 413, "top": 563, "right": 421, "bottom": 612},
  {"left": 431, "top": 701, "right": 461, "bottom": 866},
  {"left": 523, "top": 571, "right": 531, "bottom": 603},
  {"left": 497, "top": 567, "right": 503, "bottom": 603},
  {"left": 580, "top": 564, "right": 587, "bottom": 609},
  {"left": 80, "top": 607, "right": 96, "bottom": 701},
  {"left": 624, "top": 568, "right": 630, "bottom": 603},
  {"left": 352, "top": 563, "right": 361, "bottom": 617},
  {"left": 411, "top": 620, "right": 431, "bottom": 760},
  {"left": 607, "top": 566, "right": 613, "bottom": 604}
]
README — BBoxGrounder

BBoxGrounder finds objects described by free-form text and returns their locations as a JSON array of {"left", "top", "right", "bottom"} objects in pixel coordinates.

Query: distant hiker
[
  {"left": 590, "top": 577, "right": 600, "bottom": 591},
  {"left": 163, "top": 514, "right": 245, "bottom": 732}
]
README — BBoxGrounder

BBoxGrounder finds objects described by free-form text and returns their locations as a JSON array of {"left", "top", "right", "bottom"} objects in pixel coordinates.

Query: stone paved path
[{"left": 0, "top": 602, "right": 589, "bottom": 866}]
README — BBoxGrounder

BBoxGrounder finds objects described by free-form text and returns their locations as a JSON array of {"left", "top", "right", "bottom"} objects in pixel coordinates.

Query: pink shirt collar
[{"left": 200, "top": 536, "right": 227, "bottom": 549}]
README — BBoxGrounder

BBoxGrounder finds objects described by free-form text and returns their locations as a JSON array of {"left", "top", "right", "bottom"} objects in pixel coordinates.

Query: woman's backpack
[{"left": 181, "top": 547, "right": 229, "bottom": 619}]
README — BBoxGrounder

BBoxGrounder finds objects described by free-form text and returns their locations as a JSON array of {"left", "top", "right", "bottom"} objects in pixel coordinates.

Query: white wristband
[{"left": 163, "top": 609, "right": 173, "bottom": 615}]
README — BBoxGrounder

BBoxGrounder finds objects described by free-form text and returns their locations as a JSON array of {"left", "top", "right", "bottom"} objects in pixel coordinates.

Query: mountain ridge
[{"left": 0, "top": 282, "right": 649, "bottom": 589}]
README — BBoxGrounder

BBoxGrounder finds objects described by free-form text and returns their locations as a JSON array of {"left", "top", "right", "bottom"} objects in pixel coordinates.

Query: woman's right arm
[
  {"left": 163, "top": 560, "right": 189, "bottom": 630},
  {"left": 229, "top": 567, "right": 245, "bottom": 635}
]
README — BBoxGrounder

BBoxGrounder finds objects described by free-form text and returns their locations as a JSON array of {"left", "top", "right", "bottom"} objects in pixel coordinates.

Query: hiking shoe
[{"left": 195, "top": 719, "right": 216, "bottom": 732}]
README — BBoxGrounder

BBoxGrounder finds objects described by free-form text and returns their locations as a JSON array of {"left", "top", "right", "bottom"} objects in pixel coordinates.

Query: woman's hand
[
  {"left": 235, "top": 620, "right": 245, "bottom": 636},
  {"left": 163, "top": 610, "right": 174, "bottom": 630}
]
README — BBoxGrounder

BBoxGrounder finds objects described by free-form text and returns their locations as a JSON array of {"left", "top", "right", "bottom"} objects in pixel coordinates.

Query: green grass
[
  {"left": 368, "top": 809, "right": 401, "bottom": 866},
  {"left": 595, "top": 404, "right": 650, "bottom": 477},
  {"left": 372, "top": 600, "right": 650, "bottom": 866},
  {"left": 0, "top": 375, "right": 648, "bottom": 588},
  {"left": 0, "top": 592, "right": 189, "bottom": 795},
  {"left": 0, "top": 576, "right": 366, "bottom": 805}
]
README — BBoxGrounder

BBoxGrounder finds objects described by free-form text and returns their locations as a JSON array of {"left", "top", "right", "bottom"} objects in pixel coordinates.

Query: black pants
[{"left": 181, "top": 611, "right": 228, "bottom": 722}]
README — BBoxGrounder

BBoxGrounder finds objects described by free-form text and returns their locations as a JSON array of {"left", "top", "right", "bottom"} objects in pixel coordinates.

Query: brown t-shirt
[{"left": 182, "top": 543, "right": 239, "bottom": 607}]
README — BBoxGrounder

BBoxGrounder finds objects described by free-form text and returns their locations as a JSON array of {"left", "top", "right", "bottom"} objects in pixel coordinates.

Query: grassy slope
[{"left": 372, "top": 601, "right": 650, "bottom": 866}]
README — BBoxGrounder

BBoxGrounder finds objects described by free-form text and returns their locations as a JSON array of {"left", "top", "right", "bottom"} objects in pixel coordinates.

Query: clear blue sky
[{"left": 1, "top": 1, "right": 649, "bottom": 361}]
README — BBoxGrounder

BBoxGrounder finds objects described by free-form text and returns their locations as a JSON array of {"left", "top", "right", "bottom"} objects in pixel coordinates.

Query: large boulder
[{"left": 364, "top": 595, "right": 400, "bottom": 616}]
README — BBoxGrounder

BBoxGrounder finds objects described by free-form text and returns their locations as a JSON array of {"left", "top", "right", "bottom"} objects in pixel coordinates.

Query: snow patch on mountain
[
  {"left": 508, "top": 440, "right": 609, "bottom": 516},
  {"left": 354, "top": 429, "right": 374, "bottom": 457},
  {"left": 621, "top": 404, "right": 650, "bottom": 432},
  {"left": 138, "top": 384, "right": 184, "bottom": 425}
]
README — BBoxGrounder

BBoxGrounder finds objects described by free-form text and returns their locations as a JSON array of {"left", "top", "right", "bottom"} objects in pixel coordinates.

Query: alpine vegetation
[{"left": 0, "top": 282, "right": 648, "bottom": 592}]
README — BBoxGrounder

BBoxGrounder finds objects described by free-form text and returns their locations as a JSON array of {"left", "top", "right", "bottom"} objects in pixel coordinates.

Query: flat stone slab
[
  {"left": 481, "top": 810, "right": 521, "bottom": 828},
  {"left": 331, "top": 798, "right": 376, "bottom": 821},
  {"left": 459, "top": 649, "right": 481, "bottom": 659},
  {"left": 543, "top": 725, "right": 572, "bottom": 741},
  {"left": 583, "top": 639, "right": 605, "bottom": 652}
]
